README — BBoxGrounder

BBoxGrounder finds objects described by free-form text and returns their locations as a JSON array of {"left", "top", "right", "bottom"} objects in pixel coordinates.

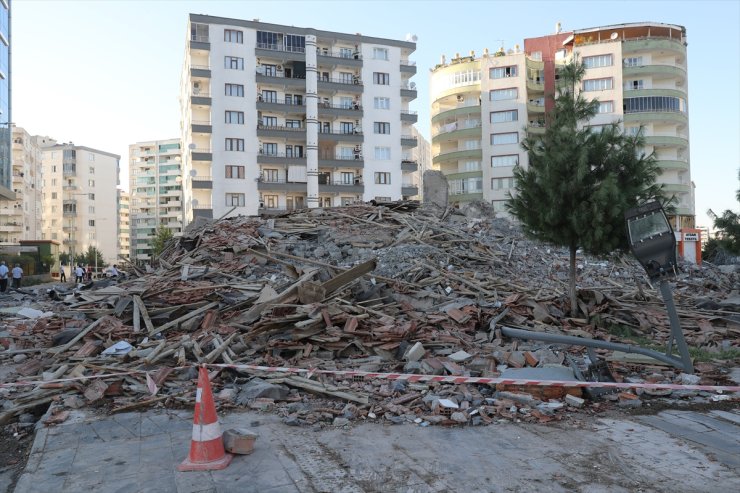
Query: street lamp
[{"left": 625, "top": 201, "right": 693, "bottom": 373}]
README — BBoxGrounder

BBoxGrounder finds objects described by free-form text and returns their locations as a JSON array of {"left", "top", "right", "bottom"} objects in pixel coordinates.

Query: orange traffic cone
[{"left": 178, "top": 366, "right": 233, "bottom": 471}]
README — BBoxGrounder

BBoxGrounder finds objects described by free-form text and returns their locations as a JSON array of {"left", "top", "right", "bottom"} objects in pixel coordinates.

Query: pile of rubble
[{"left": 0, "top": 202, "right": 738, "bottom": 429}]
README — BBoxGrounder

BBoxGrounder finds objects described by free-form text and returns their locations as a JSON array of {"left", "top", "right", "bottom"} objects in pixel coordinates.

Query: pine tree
[
  {"left": 152, "top": 226, "right": 174, "bottom": 257},
  {"left": 507, "top": 60, "right": 667, "bottom": 316}
]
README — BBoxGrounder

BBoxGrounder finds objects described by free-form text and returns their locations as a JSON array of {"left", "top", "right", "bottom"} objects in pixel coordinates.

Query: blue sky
[{"left": 12, "top": 0, "right": 740, "bottom": 228}]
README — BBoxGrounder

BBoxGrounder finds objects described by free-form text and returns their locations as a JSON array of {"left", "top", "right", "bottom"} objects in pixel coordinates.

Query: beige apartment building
[
  {"left": 117, "top": 189, "right": 130, "bottom": 261},
  {"left": 430, "top": 22, "right": 693, "bottom": 229},
  {"left": 0, "top": 127, "right": 42, "bottom": 244},
  {"left": 40, "top": 140, "right": 121, "bottom": 265},
  {"left": 128, "top": 139, "right": 182, "bottom": 262}
]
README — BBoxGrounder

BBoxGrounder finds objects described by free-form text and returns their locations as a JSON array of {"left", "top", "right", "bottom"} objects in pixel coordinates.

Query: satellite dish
[
  {"left": 190, "top": 170, "right": 197, "bottom": 177},
  {"left": 405, "top": 33, "right": 418, "bottom": 43},
  {"left": 610, "top": 32, "right": 618, "bottom": 40}
]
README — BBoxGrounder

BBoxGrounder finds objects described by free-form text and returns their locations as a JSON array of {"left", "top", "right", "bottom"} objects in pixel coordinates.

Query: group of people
[
  {"left": 0, "top": 261, "right": 24, "bottom": 292},
  {"left": 59, "top": 264, "right": 121, "bottom": 283}
]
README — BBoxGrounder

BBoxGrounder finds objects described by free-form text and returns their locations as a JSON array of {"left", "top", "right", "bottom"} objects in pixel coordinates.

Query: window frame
[
  {"left": 374, "top": 172, "right": 391, "bottom": 185},
  {"left": 490, "top": 66, "right": 518, "bottom": 79},
  {"left": 373, "top": 122, "right": 390, "bottom": 134},
  {"left": 373, "top": 72, "right": 390, "bottom": 85},
  {"left": 491, "top": 132, "right": 519, "bottom": 145}
]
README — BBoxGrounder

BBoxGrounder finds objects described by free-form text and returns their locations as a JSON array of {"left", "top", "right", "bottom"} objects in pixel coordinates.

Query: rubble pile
[{"left": 1, "top": 202, "right": 738, "bottom": 429}]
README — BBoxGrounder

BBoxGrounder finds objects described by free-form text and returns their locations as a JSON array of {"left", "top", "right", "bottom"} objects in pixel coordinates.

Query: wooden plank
[
  {"left": 321, "top": 258, "right": 377, "bottom": 295},
  {"left": 48, "top": 317, "right": 107, "bottom": 355},
  {"left": 149, "top": 301, "right": 219, "bottom": 337},
  {"left": 133, "top": 295, "right": 155, "bottom": 333}
]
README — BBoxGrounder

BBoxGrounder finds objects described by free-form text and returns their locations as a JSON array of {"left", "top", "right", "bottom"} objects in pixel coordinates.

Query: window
[
  {"left": 88, "top": 154, "right": 95, "bottom": 161},
  {"left": 340, "top": 172, "right": 355, "bottom": 184},
  {"left": 583, "top": 78, "right": 613, "bottom": 91},
  {"left": 284, "top": 34, "right": 305, "bottom": 53},
  {"left": 340, "top": 97, "right": 354, "bottom": 109},
  {"left": 374, "top": 122, "right": 390, "bottom": 134},
  {"left": 52, "top": 165, "right": 56, "bottom": 172},
  {"left": 339, "top": 47, "right": 353, "bottom": 58},
  {"left": 373, "top": 47, "right": 389, "bottom": 60},
  {"left": 225, "top": 138, "right": 245, "bottom": 151},
  {"left": 490, "top": 88, "right": 518, "bottom": 101},
  {"left": 491, "top": 132, "right": 519, "bottom": 145},
  {"left": 623, "top": 56, "right": 643, "bottom": 67},
  {"left": 224, "top": 29, "right": 243, "bottom": 43},
  {"left": 89, "top": 220, "right": 95, "bottom": 227},
  {"left": 262, "top": 143, "right": 277, "bottom": 155},
  {"left": 257, "top": 31, "right": 278, "bottom": 50},
  {"left": 490, "top": 110, "right": 518, "bottom": 123},
  {"left": 51, "top": 192, "right": 57, "bottom": 199},
  {"left": 530, "top": 51, "right": 542, "bottom": 61},
  {"left": 374, "top": 97, "right": 390, "bottom": 109},
  {"left": 260, "top": 169, "right": 279, "bottom": 183},
  {"left": 88, "top": 179, "right": 95, "bottom": 187},
  {"left": 224, "top": 56, "right": 244, "bottom": 70},
  {"left": 88, "top": 193, "right": 95, "bottom": 200},
  {"left": 492, "top": 155, "right": 519, "bottom": 167},
  {"left": 490, "top": 66, "right": 518, "bottom": 79},
  {"left": 89, "top": 166, "right": 94, "bottom": 174},
  {"left": 463, "top": 139, "right": 481, "bottom": 150},
  {"left": 625, "top": 79, "right": 644, "bottom": 91},
  {"left": 375, "top": 172, "right": 391, "bottom": 184},
  {"left": 374, "top": 147, "right": 391, "bottom": 160},
  {"left": 462, "top": 160, "right": 481, "bottom": 171},
  {"left": 191, "top": 23, "right": 208, "bottom": 42},
  {"left": 583, "top": 54, "right": 613, "bottom": 69},
  {"left": 262, "top": 116, "right": 277, "bottom": 127},
  {"left": 225, "top": 111, "right": 245, "bottom": 124},
  {"left": 225, "top": 193, "right": 245, "bottom": 206},
  {"left": 492, "top": 177, "right": 516, "bottom": 191},
  {"left": 262, "top": 64, "right": 277, "bottom": 76},
  {"left": 88, "top": 206, "right": 95, "bottom": 214},
  {"left": 225, "top": 165, "right": 245, "bottom": 179},
  {"left": 373, "top": 72, "right": 390, "bottom": 85},
  {"left": 623, "top": 96, "right": 686, "bottom": 114},
  {"left": 225, "top": 84, "right": 244, "bottom": 97},
  {"left": 285, "top": 119, "right": 302, "bottom": 128},
  {"left": 339, "top": 72, "right": 353, "bottom": 84},
  {"left": 51, "top": 179, "right": 57, "bottom": 186},
  {"left": 261, "top": 90, "right": 277, "bottom": 103},
  {"left": 598, "top": 101, "right": 614, "bottom": 114},
  {"left": 286, "top": 145, "right": 304, "bottom": 157},
  {"left": 340, "top": 122, "right": 354, "bottom": 134}
]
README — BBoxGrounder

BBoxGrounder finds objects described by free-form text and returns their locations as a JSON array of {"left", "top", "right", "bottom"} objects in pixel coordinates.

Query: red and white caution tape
[{"left": 208, "top": 363, "right": 740, "bottom": 393}]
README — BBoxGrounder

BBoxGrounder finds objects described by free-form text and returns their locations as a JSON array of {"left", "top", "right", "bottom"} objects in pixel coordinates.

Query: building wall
[
  {"left": 0, "top": 127, "right": 41, "bottom": 243},
  {"left": 40, "top": 143, "right": 121, "bottom": 265},
  {"left": 0, "top": 0, "right": 11, "bottom": 198},
  {"left": 117, "top": 189, "right": 130, "bottom": 260},
  {"left": 128, "top": 139, "right": 182, "bottom": 262},
  {"left": 180, "top": 15, "right": 418, "bottom": 219}
]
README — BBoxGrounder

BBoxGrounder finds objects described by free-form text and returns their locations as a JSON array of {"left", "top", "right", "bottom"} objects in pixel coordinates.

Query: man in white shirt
[
  {"left": 0, "top": 261, "right": 8, "bottom": 293},
  {"left": 75, "top": 265, "right": 85, "bottom": 283},
  {"left": 11, "top": 264, "right": 23, "bottom": 289}
]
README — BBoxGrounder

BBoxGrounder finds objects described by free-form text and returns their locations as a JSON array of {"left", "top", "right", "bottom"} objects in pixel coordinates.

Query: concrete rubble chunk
[
  {"left": 448, "top": 350, "right": 473, "bottom": 363},
  {"left": 404, "top": 342, "right": 425, "bottom": 362},
  {"left": 236, "top": 378, "right": 290, "bottom": 403},
  {"left": 565, "top": 394, "right": 585, "bottom": 408}
]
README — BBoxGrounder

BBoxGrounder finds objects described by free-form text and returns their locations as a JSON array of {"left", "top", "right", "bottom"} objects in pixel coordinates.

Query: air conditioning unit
[
  {"left": 457, "top": 95, "right": 465, "bottom": 103},
  {"left": 277, "top": 65, "right": 283, "bottom": 70}
]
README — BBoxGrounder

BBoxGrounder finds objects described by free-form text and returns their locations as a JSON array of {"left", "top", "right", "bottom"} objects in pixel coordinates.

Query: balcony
[
  {"left": 318, "top": 129, "right": 363, "bottom": 143},
  {"left": 317, "top": 77, "right": 363, "bottom": 94},
  {"left": 255, "top": 42, "right": 306, "bottom": 63},
  {"left": 401, "top": 160, "right": 418, "bottom": 172},
  {"left": 189, "top": 35, "right": 210, "bottom": 51},
  {"left": 63, "top": 210, "right": 77, "bottom": 218},
  {"left": 191, "top": 121, "right": 212, "bottom": 133},
  {"left": 623, "top": 64, "right": 686, "bottom": 81},
  {"left": 402, "top": 186, "right": 419, "bottom": 197},
  {"left": 401, "top": 135, "right": 418, "bottom": 147},
  {"left": 257, "top": 152, "right": 307, "bottom": 165},
  {"left": 526, "top": 79, "right": 545, "bottom": 92},
  {"left": 433, "top": 148, "right": 482, "bottom": 165},
  {"left": 256, "top": 97, "right": 307, "bottom": 115},
  {"left": 400, "top": 60, "right": 417, "bottom": 74},
  {"left": 257, "top": 179, "right": 308, "bottom": 192},
  {"left": 623, "top": 38, "right": 686, "bottom": 57},
  {"left": 432, "top": 105, "right": 481, "bottom": 125},
  {"left": 318, "top": 155, "right": 365, "bottom": 169},
  {"left": 401, "top": 110, "right": 418, "bottom": 123},
  {"left": 256, "top": 72, "right": 307, "bottom": 89},
  {"left": 432, "top": 125, "right": 481, "bottom": 144},
  {"left": 662, "top": 183, "right": 691, "bottom": 194},
  {"left": 318, "top": 101, "right": 363, "bottom": 118},
  {"left": 644, "top": 135, "right": 689, "bottom": 148},
  {"left": 191, "top": 95, "right": 212, "bottom": 106},
  {"left": 317, "top": 49, "right": 363, "bottom": 68},
  {"left": 527, "top": 121, "right": 546, "bottom": 135},
  {"left": 192, "top": 176, "right": 213, "bottom": 189},
  {"left": 190, "top": 65, "right": 211, "bottom": 78},
  {"left": 0, "top": 223, "right": 22, "bottom": 232},
  {"left": 655, "top": 159, "right": 689, "bottom": 171},
  {"left": 63, "top": 168, "right": 77, "bottom": 178},
  {"left": 527, "top": 102, "right": 546, "bottom": 113},
  {"left": 319, "top": 180, "right": 364, "bottom": 193},
  {"left": 256, "top": 124, "right": 306, "bottom": 139},
  {"left": 190, "top": 147, "right": 212, "bottom": 161},
  {"left": 624, "top": 111, "right": 688, "bottom": 126},
  {"left": 63, "top": 185, "right": 77, "bottom": 191},
  {"left": 401, "top": 83, "right": 417, "bottom": 99}
]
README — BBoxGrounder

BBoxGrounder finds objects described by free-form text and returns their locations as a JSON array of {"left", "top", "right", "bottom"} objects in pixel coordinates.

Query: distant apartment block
[
  {"left": 180, "top": 14, "right": 419, "bottom": 220},
  {"left": 0, "top": 127, "right": 42, "bottom": 244},
  {"left": 117, "top": 189, "right": 130, "bottom": 261},
  {"left": 39, "top": 139, "right": 121, "bottom": 264},
  {"left": 430, "top": 22, "right": 693, "bottom": 228},
  {"left": 128, "top": 139, "right": 182, "bottom": 262}
]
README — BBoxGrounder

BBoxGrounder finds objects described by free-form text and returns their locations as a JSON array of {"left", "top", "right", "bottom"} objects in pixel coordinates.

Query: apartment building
[
  {"left": 180, "top": 14, "right": 418, "bottom": 220},
  {"left": 0, "top": 0, "right": 11, "bottom": 200},
  {"left": 430, "top": 22, "right": 694, "bottom": 228},
  {"left": 117, "top": 189, "right": 130, "bottom": 260},
  {"left": 0, "top": 127, "right": 41, "bottom": 244},
  {"left": 39, "top": 140, "right": 121, "bottom": 264},
  {"left": 409, "top": 126, "right": 431, "bottom": 199},
  {"left": 128, "top": 139, "right": 182, "bottom": 262}
]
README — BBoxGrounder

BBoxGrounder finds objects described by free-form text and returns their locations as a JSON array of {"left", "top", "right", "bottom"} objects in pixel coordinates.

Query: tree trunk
[{"left": 569, "top": 244, "right": 578, "bottom": 317}]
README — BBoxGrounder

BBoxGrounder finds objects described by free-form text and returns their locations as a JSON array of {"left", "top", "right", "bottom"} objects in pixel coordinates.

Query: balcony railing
[
  {"left": 257, "top": 124, "right": 305, "bottom": 132},
  {"left": 193, "top": 202, "right": 212, "bottom": 210},
  {"left": 319, "top": 128, "right": 363, "bottom": 136},
  {"left": 319, "top": 101, "right": 362, "bottom": 110},
  {"left": 401, "top": 110, "right": 418, "bottom": 116},
  {"left": 256, "top": 42, "right": 305, "bottom": 53},
  {"left": 191, "top": 120, "right": 212, "bottom": 125},
  {"left": 191, "top": 64, "right": 210, "bottom": 70},
  {"left": 191, "top": 35, "right": 209, "bottom": 43},
  {"left": 317, "top": 49, "right": 362, "bottom": 60},
  {"left": 258, "top": 151, "right": 305, "bottom": 159},
  {"left": 257, "top": 97, "right": 304, "bottom": 105},
  {"left": 192, "top": 176, "right": 212, "bottom": 182},
  {"left": 319, "top": 76, "right": 363, "bottom": 86},
  {"left": 400, "top": 60, "right": 417, "bottom": 67},
  {"left": 190, "top": 147, "right": 212, "bottom": 153}
]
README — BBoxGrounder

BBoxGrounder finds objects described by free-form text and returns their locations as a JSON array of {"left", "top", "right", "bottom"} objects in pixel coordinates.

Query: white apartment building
[
  {"left": 117, "top": 189, "right": 130, "bottom": 261},
  {"left": 0, "top": 127, "right": 42, "bottom": 244},
  {"left": 409, "top": 126, "right": 431, "bottom": 199},
  {"left": 180, "top": 14, "right": 419, "bottom": 220},
  {"left": 128, "top": 139, "right": 182, "bottom": 262},
  {"left": 431, "top": 22, "right": 694, "bottom": 229},
  {"left": 40, "top": 140, "right": 121, "bottom": 264}
]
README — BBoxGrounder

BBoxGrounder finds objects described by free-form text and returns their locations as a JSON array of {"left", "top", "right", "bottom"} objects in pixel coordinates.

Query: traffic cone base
[{"left": 178, "top": 367, "right": 233, "bottom": 472}]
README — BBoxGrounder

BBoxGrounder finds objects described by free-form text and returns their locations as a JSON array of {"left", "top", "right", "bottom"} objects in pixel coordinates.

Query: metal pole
[{"left": 659, "top": 279, "right": 694, "bottom": 373}]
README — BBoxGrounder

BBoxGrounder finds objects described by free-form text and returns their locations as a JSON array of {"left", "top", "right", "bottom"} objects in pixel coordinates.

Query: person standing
[
  {"left": 11, "top": 264, "right": 23, "bottom": 289},
  {"left": 59, "top": 264, "right": 66, "bottom": 283},
  {"left": 75, "top": 264, "right": 84, "bottom": 283},
  {"left": 0, "top": 261, "right": 8, "bottom": 292}
]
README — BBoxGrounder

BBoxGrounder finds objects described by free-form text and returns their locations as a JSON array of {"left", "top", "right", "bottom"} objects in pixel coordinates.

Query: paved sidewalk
[{"left": 12, "top": 408, "right": 740, "bottom": 493}]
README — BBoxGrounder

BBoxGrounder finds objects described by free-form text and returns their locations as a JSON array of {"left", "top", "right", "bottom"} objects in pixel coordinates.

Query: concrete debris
[{"left": 0, "top": 201, "right": 737, "bottom": 429}]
